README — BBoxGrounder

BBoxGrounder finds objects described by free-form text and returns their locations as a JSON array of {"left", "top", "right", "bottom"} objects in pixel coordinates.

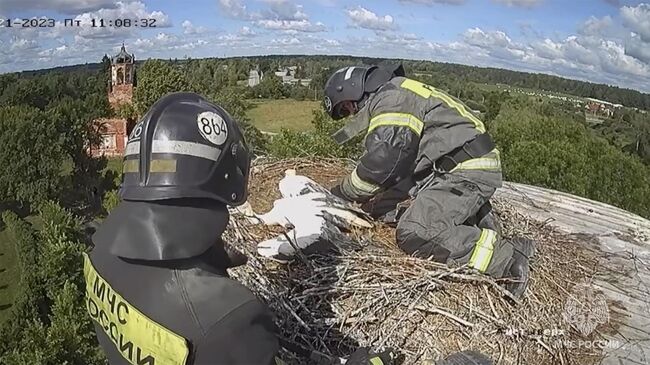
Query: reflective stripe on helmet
[
  {"left": 344, "top": 66, "right": 356, "bottom": 80},
  {"left": 125, "top": 141, "right": 139, "bottom": 156},
  {"left": 400, "top": 79, "right": 486, "bottom": 133},
  {"left": 124, "top": 140, "right": 222, "bottom": 162},
  {"left": 122, "top": 159, "right": 178, "bottom": 173},
  {"left": 350, "top": 168, "right": 380, "bottom": 194},
  {"left": 451, "top": 149, "right": 502, "bottom": 172},
  {"left": 149, "top": 159, "right": 177, "bottom": 173},
  {"left": 368, "top": 113, "right": 424, "bottom": 136},
  {"left": 123, "top": 159, "right": 139, "bottom": 173},
  {"left": 469, "top": 228, "right": 497, "bottom": 272}
]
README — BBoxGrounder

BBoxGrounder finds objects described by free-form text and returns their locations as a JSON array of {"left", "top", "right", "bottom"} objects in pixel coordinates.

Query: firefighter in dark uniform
[
  {"left": 323, "top": 65, "right": 535, "bottom": 298},
  {"left": 83, "top": 92, "right": 398, "bottom": 365}
]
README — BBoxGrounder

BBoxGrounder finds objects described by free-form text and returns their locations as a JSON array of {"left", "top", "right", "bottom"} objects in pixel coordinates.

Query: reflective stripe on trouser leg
[{"left": 469, "top": 228, "right": 497, "bottom": 272}]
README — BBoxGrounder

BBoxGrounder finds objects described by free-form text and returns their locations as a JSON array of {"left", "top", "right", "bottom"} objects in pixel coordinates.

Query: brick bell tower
[
  {"left": 108, "top": 43, "right": 135, "bottom": 108},
  {"left": 90, "top": 44, "right": 136, "bottom": 157}
]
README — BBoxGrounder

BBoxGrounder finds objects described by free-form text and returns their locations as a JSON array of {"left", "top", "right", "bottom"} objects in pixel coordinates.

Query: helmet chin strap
[{"left": 331, "top": 100, "right": 371, "bottom": 145}]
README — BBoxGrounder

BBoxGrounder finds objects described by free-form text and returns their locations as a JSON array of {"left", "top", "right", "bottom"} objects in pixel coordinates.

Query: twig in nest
[{"left": 415, "top": 306, "right": 475, "bottom": 328}]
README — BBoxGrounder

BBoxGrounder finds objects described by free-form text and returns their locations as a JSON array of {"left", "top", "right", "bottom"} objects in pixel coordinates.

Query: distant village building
[
  {"left": 90, "top": 44, "right": 136, "bottom": 157},
  {"left": 248, "top": 69, "right": 263, "bottom": 87},
  {"left": 585, "top": 97, "right": 623, "bottom": 118},
  {"left": 274, "top": 66, "right": 311, "bottom": 86}
]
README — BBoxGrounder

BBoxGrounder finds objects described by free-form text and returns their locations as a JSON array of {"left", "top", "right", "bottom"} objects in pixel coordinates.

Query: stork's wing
[{"left": 319, "top": 207, "right": 372, "bottom": 228}]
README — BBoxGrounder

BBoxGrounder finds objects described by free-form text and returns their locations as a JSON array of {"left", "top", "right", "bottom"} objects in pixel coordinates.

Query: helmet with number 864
[{"left": 120, "top": 92, "right": 250, "bottom": 206}]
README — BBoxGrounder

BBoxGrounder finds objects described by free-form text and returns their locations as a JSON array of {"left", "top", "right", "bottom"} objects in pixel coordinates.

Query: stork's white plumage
[
  {"left": 278, "top": 169, "right": 321, "bottom": 198},
  {"left": 231, "top": 170, "right": 373, "bottom": 261}
]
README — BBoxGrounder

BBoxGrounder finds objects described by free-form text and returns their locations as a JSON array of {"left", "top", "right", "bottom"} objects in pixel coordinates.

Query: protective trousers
[{"left": 378, "top": 171, "right": 513, "bottom": 278}]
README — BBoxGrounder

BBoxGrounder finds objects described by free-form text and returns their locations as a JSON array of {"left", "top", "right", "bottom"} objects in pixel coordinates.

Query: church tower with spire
[
  {"left": 108, "top": 43, "right": 136, "bottom": 108},
  {"left": 91, "top": 43, "right": 137, "bottom": 157}
]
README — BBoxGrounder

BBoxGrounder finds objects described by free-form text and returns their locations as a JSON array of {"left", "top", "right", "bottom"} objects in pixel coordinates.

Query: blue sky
[{"left": 0, "top": 0, "right": 649, "bottom": 92}]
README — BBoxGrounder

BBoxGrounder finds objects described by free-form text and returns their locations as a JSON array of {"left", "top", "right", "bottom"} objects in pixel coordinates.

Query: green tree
[
  {"left": 0, "top": 202, "right": 105, "bottom": 364},
  {"left": 269, "top": 109, "right": 363, "bottom": 158},
  {"left": 255, "top": 74, "right": 286, "bottom": 99},
  {"left": 0, "top": 106, "right": 67, "bottom": 206},
  {"left": 491, "top": 100, "right": 650, "bottom": 218},
  {"left": 133, "top": 59, "right": 190, "bottom": 115}
]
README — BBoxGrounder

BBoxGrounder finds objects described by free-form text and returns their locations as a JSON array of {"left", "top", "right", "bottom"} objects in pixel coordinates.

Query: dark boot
[
  {"left": 503, "top": 237, "right": 536, "bottom": 299},
  {"left": 436, "top": 350, "right": 493, "bottom": 365}
]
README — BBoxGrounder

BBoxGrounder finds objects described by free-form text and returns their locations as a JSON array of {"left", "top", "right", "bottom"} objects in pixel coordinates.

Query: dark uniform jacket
[
  {"left": 84, "top": 200, "right": 279, "bottom": 365},
  {"left": 337, "top": 76, "right": 502, "bottom": 202}
]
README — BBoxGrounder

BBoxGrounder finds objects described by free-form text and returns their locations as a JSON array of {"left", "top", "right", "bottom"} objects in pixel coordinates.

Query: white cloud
[
  {"left": 398, "top": 0, "right": 466, "bottom": 5},
  {"left": 181, "top": 20, "right": 207, "bottom": 35},
  {"left": 218, "top": 0, "right": 250, "bottom": 19},
  {"left": 10, "top": 38, "right": 38, "bottom": 52},
  {"left": 346, "top": 6, "right": 396, "bottom": 31},
  {"left": 379, "top": 32, "right": 421, "bottom": 42},
  {"left": 464, "top": 28, "right": 522, "bottom": 51},
  {"left": 579, "top": 16, "right": 613, "bottom": 36},
  {"left": 239, "top": 26, "right": 257, "bottom": 37},
  {"left": 271, "top": 37, "right": 301, "bottom": 45},
  {"left": 262, "top": 0, "right": 308, "bottom": 21},
  {"left": 132, "top": 32, "right": 210, "bottom": 54},
  {"left": 324, "top": 39, "right": 341, "bottom": 46},
  {"left": 0, "top": 0, "right": 124, "bottom": 14},
  {"left": 254, "top": 19, "right": 326, "bottom": 32},
  {"left": 621, "top": 3, "right": 650, "bottom": 42},
  {"left": 461, "top": 27, "right": 649, "bottom": 90},
  {"left": 625, "top": 33, "right": 650, "bottom": 64},
  {"left": 492, "top": 0, "right": 543, "bottom": 8}
]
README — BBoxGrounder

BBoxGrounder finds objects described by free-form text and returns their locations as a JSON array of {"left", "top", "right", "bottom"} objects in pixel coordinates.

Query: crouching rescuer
[
  {"left": 82, "top": 92, "right": 397, "bottom": 365},
  {"left": 324, "top": 65, "right": 535, "bottom": 299}
]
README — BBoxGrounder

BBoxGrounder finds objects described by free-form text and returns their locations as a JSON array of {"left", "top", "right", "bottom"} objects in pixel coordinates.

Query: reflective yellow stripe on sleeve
[
  {"left": 370, "top": 357, "right": 385, "bottom": 365},
  {"left": 350, "top": 168, "right": 381, "bottom": 194},
  {"left": 368, "top": 113, "right": 424, "bottom": 136},
  {"left": 469, "top": 228, "right": 497, "bottom": 272},
  {"left": 452, "top": 149, "right": 502, "bottom": 172},
  {"left": 400, "top": 79, "right": 486, "bottom": 133}
]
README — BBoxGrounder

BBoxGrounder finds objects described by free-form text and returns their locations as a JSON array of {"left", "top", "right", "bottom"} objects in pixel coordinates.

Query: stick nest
[{"left": 225, "top": 158, "right": 617, "bottom": 364}]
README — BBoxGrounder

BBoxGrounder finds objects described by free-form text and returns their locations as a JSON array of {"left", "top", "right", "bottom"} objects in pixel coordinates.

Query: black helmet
[
  {"left": 324, "top": 65, "right": 375, "bottom": 120},
  {"left": 120, "top": 92, "right": 250, "bottom": 206}
]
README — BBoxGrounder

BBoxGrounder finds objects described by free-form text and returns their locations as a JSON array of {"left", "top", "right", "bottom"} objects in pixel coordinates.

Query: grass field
[{"left": 246, "top": 99, "right": 319, "bottom": 133}]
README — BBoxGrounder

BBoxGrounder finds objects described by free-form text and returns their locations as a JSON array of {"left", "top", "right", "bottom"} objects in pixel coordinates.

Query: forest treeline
[{"left": 11, "top": 54, "right": 650, "bottom": 110}]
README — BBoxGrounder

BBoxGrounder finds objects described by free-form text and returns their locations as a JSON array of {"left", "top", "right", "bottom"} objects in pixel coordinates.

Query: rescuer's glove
[{"left": 330, "top": 184, "right": 351, "bottom": 202}]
